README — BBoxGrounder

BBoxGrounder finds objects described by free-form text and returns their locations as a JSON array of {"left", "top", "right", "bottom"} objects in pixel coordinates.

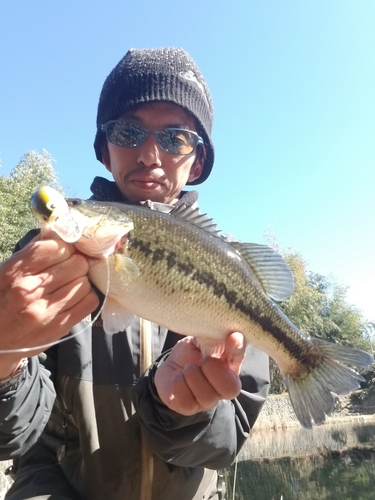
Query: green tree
[
  {"left": 0, "top": 150, "right": 60, "bottom": 262},
  {"left": 281, "top": 253, "right": 370, "bottom": 350},
  {"left": 269, "top": 251, "right": 372, "bottom": 394}
]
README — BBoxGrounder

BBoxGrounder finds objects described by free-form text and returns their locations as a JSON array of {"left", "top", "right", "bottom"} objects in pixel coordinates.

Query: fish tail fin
[{"left": 282, "top": 338, "right": 373, "bottom": 429}]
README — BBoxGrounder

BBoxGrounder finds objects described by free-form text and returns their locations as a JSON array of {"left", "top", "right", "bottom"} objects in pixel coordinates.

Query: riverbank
[
  {"left": 0, "top": 464, "right": 11, "bottom": 500},
  {"left": 254, "top": 392, "right": 375, "bottom": 430},
  {"left": 1, "top": 393, "right": 374, "bottom": 498}
]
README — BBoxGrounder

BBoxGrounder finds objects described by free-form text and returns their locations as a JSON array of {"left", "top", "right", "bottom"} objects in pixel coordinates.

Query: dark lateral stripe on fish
[
  {"left": 194, "top": 268, "right": 306, "bottom": 362},
  {"left": 131, "top": 238, "right": 306, "bottom": 362}
]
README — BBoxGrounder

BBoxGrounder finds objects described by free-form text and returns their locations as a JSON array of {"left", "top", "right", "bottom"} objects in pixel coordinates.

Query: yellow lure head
[{"left": 31, "top": 186, "right": 69, "bottom": 223}]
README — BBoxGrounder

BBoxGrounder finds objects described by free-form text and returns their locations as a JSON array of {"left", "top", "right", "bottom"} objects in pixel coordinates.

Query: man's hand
[
  {"left": 154, "top": 332, "right": 245, "bottom": 416},
  {"left": 0, "top": 230, "right": 99, "bottom": 378}
]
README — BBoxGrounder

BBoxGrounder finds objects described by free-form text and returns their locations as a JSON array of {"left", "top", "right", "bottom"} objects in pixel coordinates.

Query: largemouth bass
[{"left": 31, "top": 186, "right": 373, "bottom": 429}]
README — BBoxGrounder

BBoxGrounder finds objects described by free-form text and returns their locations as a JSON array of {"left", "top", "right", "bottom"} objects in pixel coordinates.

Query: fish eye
[{"left": 67, "top": 199, "right": 81, "bottom": 207}]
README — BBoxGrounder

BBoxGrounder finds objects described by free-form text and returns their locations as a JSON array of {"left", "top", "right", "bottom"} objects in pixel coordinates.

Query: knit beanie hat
[{"left": 94, "top": 47, "right": 214, "bottom": 185}]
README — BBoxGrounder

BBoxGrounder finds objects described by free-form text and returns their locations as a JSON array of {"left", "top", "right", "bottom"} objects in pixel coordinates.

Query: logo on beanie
[{"left": 179, "top": 70, "right": 208, "bottom": 106}]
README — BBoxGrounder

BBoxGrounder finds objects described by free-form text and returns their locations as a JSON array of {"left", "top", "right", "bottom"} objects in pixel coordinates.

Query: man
[{"left": 0, "top": 48, "right": 269, "bottom": 500}]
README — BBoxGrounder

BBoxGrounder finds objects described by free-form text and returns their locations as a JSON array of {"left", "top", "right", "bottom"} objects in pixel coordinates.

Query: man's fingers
[
  {"left": 7, "top": 283, "right": 99, "bottom": 353},
  {"left": 169, "top": 371, "right": 200, "bottom": 415},
  {"left": 154, "top": 333, "right": 245, "bottom": 416},
  {"left": 53, "top": 285, "right": 99, "bottom": 329},
  {"left": 222, "top": 332, "right": 246, "bottom": 374},
  {"left": 4, "top": 253, "right": 90, "bottom": 311},
  {"left": 45, "top": 275, "right": 96, "bottom": 315},
  {"left": 183, "top": 364, "right": 220, "bottom": 410},
  {"left": 170, "top": 358, "right": 242, "bottom": 415},
  {"left": 0, "top": 236, "right": 98, "bottom": 354},
  {"left": 6, "top": 238, "right": 76, "bottom": 277},
  {"left": 168, "top": 336, "right": 203, "bottom": 368},
  {"left": 36, "top": 253, "right": 90, "bottom": 294},
  {"left": 201, "top": 357, "right": 242, "bottom": 400}
]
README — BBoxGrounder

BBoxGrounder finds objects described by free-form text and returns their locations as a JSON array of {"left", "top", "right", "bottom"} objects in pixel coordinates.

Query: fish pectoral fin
[
  {"left": 282, "top": 338, "right": 374, "bottom": 429},
  {"left": 101, "top": 297, "right": 136, "bottom": 335},
  {"left": 114, "top": 254, "right": 140, "bottom": 278},
  {"left": 230, "top": 242, "right": 295, "bottom": 301}
]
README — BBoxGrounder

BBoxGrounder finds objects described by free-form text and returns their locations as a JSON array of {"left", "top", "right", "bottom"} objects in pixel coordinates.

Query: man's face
[{"left": 102, "top": 102, "right": 204, "bottom": 205}]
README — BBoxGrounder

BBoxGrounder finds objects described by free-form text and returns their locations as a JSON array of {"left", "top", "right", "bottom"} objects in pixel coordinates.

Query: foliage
[
  {"left": 269, "top": 252, "right": 372, "bottom": 394},
  {"left": 0, "top": 150, "right": 60, "bottom": 262},
  {"left": 350, "top": 365, "right": 375, "bottom": 405}
]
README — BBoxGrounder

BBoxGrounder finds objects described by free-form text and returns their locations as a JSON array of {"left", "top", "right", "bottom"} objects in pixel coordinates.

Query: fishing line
[
  {"left": 0, "top": 234, "right": 112, "bottom": 354},
  {"left": 232, "top": 455, "right": 238, "bottom": 500}
]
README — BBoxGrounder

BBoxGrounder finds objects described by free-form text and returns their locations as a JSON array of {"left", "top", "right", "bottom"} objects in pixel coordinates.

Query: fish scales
[
  {"left": 118, "top": 208, "right": 300, "bottom": 362},
  {"left": 93, "top": 208, "right": 349, "bottom": 400},
  {"left": 31, "top": 186, "right": 374, "bottom": 429}
]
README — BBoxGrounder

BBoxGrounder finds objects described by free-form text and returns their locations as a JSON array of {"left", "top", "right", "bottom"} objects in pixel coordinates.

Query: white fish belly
[{"left": 89, "top": 255, "right": 249, "bottom": 341}]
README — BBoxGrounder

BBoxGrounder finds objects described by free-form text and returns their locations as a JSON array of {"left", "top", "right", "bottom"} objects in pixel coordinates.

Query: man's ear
[
  {"left": 188, "top": 156, "right": 204, "bottom": 183},
  {"left": 101, "top": 144, "right": 112, "bottom": 172}
]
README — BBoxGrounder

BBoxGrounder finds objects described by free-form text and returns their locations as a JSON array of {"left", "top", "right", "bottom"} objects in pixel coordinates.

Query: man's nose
[{"left": 136, "top": 134, "right": 162, "bottom": 167}]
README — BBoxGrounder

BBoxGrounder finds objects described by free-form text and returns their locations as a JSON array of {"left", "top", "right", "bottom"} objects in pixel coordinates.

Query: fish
[{"left": 31, "top": 186, "right": 374, "bottom": 429}]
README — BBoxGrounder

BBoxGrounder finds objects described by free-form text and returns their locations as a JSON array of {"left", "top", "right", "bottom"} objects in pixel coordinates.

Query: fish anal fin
[{"left": 193, "top": 337, "right": 226, "bottom": 358}]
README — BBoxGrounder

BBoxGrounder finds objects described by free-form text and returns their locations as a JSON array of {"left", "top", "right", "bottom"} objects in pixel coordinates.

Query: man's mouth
[{"left": 130, "top": 178, "right": 163, "bottom": 189}]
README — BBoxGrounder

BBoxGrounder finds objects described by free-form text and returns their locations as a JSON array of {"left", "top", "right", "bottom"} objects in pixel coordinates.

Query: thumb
[
  {"left": 222, "top": 332, "right": 246, "bottom": 375},
  {"left": 38, "top": 221, "right": 61, "bottom": 241}
]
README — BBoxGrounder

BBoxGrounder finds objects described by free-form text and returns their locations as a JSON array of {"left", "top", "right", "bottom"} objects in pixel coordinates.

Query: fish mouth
[
  {"left": 74, "top": 226, "right": 131, "bottom": 260},
  {"left": 68, "top": 232, "right": 130, "bottom": 267}
]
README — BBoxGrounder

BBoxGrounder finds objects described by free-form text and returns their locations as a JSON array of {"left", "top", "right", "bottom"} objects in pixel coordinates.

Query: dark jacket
[{"left": 0, "top": 179, "right": 269, "bottom": 500}]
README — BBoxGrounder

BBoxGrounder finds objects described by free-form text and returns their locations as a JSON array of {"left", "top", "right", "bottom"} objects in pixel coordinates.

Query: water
[
  {"left": 2, "top": 423, "right": 374, "bottom": 499},
  {"left": 225, "top": 422, "right": 375, "bottom": 500}
]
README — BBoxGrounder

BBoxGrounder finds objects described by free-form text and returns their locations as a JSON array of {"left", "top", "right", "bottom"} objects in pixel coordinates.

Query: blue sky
[{"left": 1, "top": 0, "right": 374, "bottom": 322}]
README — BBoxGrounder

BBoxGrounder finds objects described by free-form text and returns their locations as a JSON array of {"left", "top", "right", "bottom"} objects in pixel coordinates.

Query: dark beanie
[{"left": 94, "top": 47, "right": 214, "bottom": 185}]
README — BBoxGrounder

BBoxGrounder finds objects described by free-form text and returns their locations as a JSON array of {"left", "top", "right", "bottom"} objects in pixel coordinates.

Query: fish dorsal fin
[
  {"left": 139, "top": 199, "right": 173, "bottom": 213},
  {"left": 140, "top": 191, "right": 221, "bottom": 238},
  {"left": 140, "top": 191, "right": 199, "bottom": 213},
  {"left": 170, "top": 202, "right": 222, "bottom": 238},
  {"left": 230, "top": 242, "right": 295, "bottom": 301}
]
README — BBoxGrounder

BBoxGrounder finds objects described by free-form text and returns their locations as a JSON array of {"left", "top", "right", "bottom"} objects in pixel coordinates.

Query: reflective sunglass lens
[
  {"left": 158, "top": 130, "right": 195, "bottom": 154},
  {"left": 108, "top": 122, "right": 146, "bottom": 148},
  {"left": 102, "top": 121, "right": 202, "bottom": 155}
]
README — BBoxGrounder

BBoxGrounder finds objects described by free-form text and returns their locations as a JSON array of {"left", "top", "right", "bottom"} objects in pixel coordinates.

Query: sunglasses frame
[{"left": 101, "top": 120, "right": 204, "bottom": 156}]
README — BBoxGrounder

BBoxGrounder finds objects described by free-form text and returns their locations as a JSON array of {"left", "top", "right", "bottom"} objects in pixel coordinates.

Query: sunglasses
[{"left": 101, "top": 120, "right": 204, "bottom": 156}]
